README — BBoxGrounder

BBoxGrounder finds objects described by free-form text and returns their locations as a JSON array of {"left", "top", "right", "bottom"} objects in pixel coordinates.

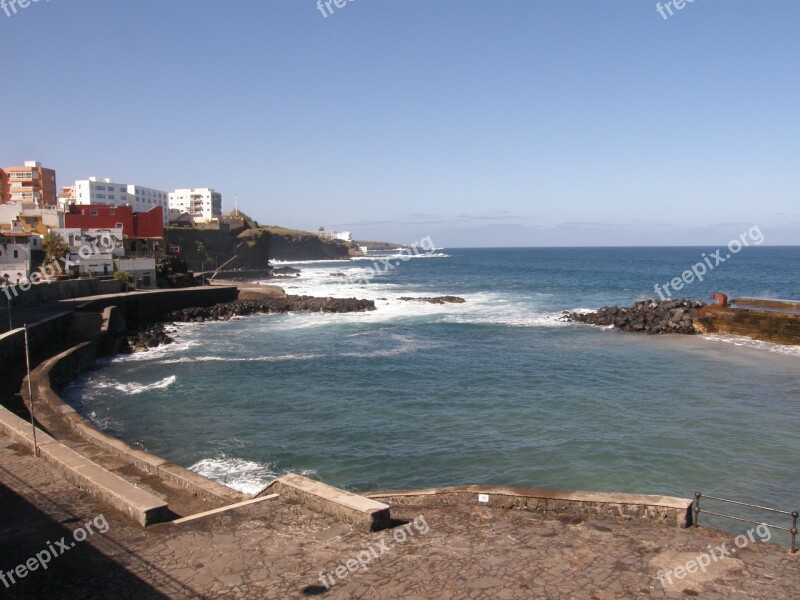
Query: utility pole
[
  {"left": 6, "top": 295, "right": 12, "bottom": 332},
  {"left": 23, "top": 324, "right": 39, "bottom": 457}
]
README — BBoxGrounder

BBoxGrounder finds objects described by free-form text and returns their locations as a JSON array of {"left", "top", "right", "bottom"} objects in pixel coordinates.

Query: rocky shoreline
[
  {"left": 125, "top": 295, "right": 375, "bottom": 352},
  {"left": 399, "top": 296, "right": 466, "bottom": 305},
  {"left": 562, "top": 299, "right": 706, "bottom": 335}
]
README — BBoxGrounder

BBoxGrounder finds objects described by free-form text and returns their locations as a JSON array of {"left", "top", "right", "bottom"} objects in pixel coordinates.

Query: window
[
  {"left": 110, "top": 210, "right": 116, "bottom": 216},
  {"left": 116, "top": 223, "right": 124, "bottom": 228},
  {"left": 90, "top": 210, "right": 99, "bottom": 216},
  {"left": 13, "top": 250, "right": 19, "bottom": 258}
]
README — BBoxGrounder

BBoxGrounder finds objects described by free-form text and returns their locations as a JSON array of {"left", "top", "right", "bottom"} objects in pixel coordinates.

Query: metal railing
[{"left": 693, "top": 491, "right": 798, "bottom": 553}]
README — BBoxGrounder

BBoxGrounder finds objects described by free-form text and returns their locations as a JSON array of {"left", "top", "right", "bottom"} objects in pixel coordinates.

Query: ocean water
[{"left": 63, "top": 247, "right": 800, "bottom": 534}]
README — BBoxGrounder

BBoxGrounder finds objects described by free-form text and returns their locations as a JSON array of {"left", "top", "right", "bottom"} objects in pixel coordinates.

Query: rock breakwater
[
  {"left": 166, "top": 295, "right": 375, "bottom": 323},
  {"left": 562, "top": 299, "right": 706, "bottom": 334},
  {"left": 124, "top": 323, "right": 175, "bottom": 353},
  {"left": 399, "top": 296, "right": 466, "bottom": 304}
]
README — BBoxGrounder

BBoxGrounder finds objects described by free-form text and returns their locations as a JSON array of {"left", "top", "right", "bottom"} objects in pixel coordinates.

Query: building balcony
[
  {"left": 10, "top": 192, "right": 42, "bottom": 202},
  {"left": 8, "top": 172, "right": 39, "bottom": 181}
]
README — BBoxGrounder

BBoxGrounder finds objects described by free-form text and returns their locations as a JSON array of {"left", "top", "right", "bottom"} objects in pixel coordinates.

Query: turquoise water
[{"left": 64, "top": 247, "right": 800, "bottom": 531}]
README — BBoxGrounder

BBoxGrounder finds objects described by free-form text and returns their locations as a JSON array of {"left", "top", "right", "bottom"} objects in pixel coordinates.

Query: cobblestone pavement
[{"left": 1, "top": 438, "right": 797, "bottom": 599}]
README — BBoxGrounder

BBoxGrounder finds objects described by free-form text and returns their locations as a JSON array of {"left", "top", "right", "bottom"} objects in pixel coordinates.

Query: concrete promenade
[{"left": 2, "top": 439, "right": 798, "bottom": 599}]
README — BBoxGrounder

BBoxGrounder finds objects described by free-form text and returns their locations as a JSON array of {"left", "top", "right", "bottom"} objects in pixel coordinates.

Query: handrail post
[
  {"left": 792, "top": 512, "right": 798, "bottom": 554},
  {"left": 694, "top": 491, "right": 701, "bottom": 527}
]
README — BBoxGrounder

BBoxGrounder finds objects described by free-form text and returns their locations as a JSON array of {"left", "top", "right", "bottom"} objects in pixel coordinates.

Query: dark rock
[
  {"left": 125, "top": 323, "right": 175, "bottom": 353},
  {"left": 399, "top": 296, "right": 466, "bottom": 304},
  {"left": 164, "top": 295, "right": 376, "bottom": 324},
  {"left": 561, "top": 299, "right": 706, "bottom": 335}
]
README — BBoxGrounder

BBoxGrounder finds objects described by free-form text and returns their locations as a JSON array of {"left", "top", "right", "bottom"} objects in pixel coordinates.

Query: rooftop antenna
[{"left": 234, "top": 193, "right": 238, "bottom": 217}]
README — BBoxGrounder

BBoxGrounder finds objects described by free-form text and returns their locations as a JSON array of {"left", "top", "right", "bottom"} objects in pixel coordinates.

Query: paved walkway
[{"left": 1, "top": 438, "right": 798, "bottom": 599}]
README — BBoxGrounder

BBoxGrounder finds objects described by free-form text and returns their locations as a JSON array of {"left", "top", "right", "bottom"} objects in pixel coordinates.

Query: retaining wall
[
  {"left": 2, "top": 279, "right": 123, "bottom": 307},
  {"left": 695, "top": 305, "right": 800, "bottom": 345},
  {"left": 0, "top": 312, "right": 73, "bottom": 367},
  {"left": 367, "top": 486, "right": 694, "bottom": 528},
  {"left": 262, "top": 473, "right": 391, "bottom": 532},
  {"left": 73, "top": 286, "right": 238, "bottom": 328}
]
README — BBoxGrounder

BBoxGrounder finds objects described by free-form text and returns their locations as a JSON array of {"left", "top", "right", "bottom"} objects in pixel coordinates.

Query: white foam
[
  {"left": 271, "top": 252, "right": 449, "bottom": 266},
  {"left": 189, "top": 456, "right": 279, "bottom": 496},
  {"left": 701, "top": 334, "right": 800, "bottom": 358},
  {"left": 101, "top": 375, "right": 177, "bottom": 395},
  {"left": 189, "top": 455, "right": 318, "bottom": 496},
  {"left": 87, "top": 410, "right": 115, "bottom": 432},
  {"left": 160, "top": 354, "right": 321, "bottom": 364},
  {"left": 111, "top": 340, "right": 198, "bottom": 363},
  {"left": 568, "top": 307, "right": 597, "bottom": 315}
]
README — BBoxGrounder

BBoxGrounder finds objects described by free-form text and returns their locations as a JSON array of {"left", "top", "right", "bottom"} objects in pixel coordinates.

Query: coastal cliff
[{"left": 164, "top": 226, "right": 360, "bottom": 271}]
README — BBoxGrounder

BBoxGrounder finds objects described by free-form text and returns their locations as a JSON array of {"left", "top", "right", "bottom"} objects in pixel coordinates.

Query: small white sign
[{"left": 478, "top": 493, "right": 489, "bottom": 503}]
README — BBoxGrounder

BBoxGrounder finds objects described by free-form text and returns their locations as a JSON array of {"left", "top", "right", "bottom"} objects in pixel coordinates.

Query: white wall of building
[
  {"left": 168, "top": 188, "right": 222, "bottom": 223},
  {"left": 0, "top": 234, "right": 41, "bottom": 282},
  {"left": 318, "top": 230, "right": 353, "bottom": 242},
  {"left": 74, "top": 178, "right": 169, "bottom": 224},
  {"left": 52, "top": 228, "right": 125, "bottom": 277},
  {"left": 127, "top": 184, "right": 169, "bottom": 224},
  {"left": 116, "top": 257, "right": 157, "bottom": 288}
]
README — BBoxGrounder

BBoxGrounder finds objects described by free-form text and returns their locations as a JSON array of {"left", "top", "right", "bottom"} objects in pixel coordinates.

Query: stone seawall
[
  {"left": 368, "top": 486, "right": 694, "bottom": 528},
  {"left": 695, "top": 304, "right": 800, "bottom": 345},
  {"left": 3, "top": 278, "right": 123, "bottom": 307},
  {"left": 75, "top": 286, "right": 239, "bottom": 329},
  {"left": 0, "top": 312, "right": 73, "bottom": 367}
]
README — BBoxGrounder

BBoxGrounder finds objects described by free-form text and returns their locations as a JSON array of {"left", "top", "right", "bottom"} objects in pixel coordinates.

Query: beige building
[{"left": 0, "top": 161, "right": 57, "bottom": 206}]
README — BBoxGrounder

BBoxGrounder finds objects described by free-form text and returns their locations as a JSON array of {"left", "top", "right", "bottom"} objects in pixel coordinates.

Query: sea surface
[{"left": 64, "top": 247, "right": 800, "bottom": 536}]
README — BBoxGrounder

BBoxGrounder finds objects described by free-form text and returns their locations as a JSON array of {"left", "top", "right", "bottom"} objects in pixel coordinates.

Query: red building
[
  {"left": 66, "top": 205, "right": 163, "bottom": 238},
  {"left": 132, "top": 205, "right": 165, "bottom": 238}
]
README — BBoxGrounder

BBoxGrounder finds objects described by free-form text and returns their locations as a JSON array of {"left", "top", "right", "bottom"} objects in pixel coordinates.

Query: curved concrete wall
[
  {"left": 0, "top": 312, "right": 72, "bottom": 366},
  {"left": 30, "top": 342, "right": 245, "bottom": 505}
]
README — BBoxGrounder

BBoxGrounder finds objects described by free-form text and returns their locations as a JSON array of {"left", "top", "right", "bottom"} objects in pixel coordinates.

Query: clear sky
[{"left": 1, "top": 0, "right": 798, "bottom": 246}]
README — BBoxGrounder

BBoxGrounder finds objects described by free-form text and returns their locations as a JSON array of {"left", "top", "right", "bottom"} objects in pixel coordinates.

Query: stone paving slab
[{"left": 1, "top": 436, "right": 798, "bottom": 599}]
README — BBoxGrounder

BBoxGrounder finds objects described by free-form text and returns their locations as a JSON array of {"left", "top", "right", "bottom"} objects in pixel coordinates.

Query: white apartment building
[
  {"left": 168, "top": 188, "right": 222, "bottom": 223},
  {"left": 74, "top": 178, "right": 169, "bottom": 224}
]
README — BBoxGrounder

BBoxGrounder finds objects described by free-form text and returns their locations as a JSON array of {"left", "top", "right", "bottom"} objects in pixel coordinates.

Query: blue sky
[{"left": 1, "top": 0, "right": 798, "bottom": 246}]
